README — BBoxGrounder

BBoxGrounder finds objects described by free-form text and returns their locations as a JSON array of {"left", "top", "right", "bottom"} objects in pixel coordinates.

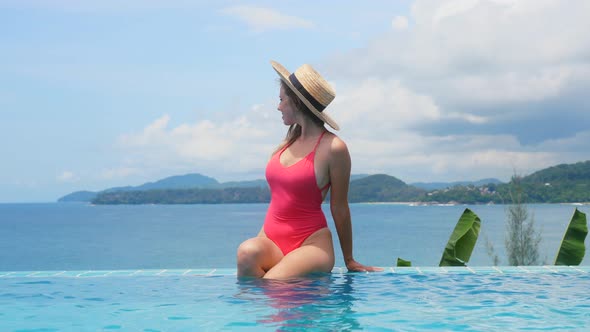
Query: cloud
[
  {"left": 446, "top": 112, "right": 488, "bottom": 124},
  {"left": 332, "top": 78, "right": 440, "bottom": 140},
  {"left": 100, "top": 167, "right": 142, "bottom": 180},
  {"left": 117, "top": 104, "right": 286, "bottom": 180},
  {"left": 332, "top": 77, "right": 490, "bottom": 138},
  {"left": 42, "top": 0, "right": 587, "bottom": 186},
  {"left": 391, "top": 16, "right": 409, "bottom": 30},
  {"left": 330, "top": 0, "right": 590, "bottom": 96},
  {"left": 431, "top": 0, "right": 479, "bottom": 25},
  {"left": 322, "top": 75, "right": 559, "bottom": 181},
  {"left": 57, "top": 171, "right": 77, "bottom": 183},
  {"left": 319, "top": 0, "right": 590, "bottom": 180},
  {"left": 342, "top": 129, "right": 562, "bottom": 182},
  {"left": 536, "top": 130, "right": 590, "bottom": 154},
  {"left": 221, "top": 5, "right": 314, "bottom": 32}
]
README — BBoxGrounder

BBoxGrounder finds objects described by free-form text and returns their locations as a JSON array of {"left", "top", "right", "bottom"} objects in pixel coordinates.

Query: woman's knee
[
  {"left": 237, "top": 239, "right": 263, "bottom": 264},
  {"left": 309, "top": 246, "right": 335, "bottom": 272}
]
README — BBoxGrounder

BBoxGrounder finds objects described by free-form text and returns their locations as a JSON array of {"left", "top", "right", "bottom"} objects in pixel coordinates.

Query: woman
[{"left": 237, "top": 60, "right": 381, "bottom": 279}]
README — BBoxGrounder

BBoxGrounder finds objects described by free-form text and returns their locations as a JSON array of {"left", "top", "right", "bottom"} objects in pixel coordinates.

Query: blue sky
[{"left": 1, "top": 0, "right": 589, "bottom": 202}]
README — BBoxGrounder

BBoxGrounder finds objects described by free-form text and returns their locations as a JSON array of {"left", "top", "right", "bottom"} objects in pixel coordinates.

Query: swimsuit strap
[
  {"left": 277, "top": 131, "right": 327, "bottom": 160},
  {"left": 312, "top": 131, "right": 327, "bottom": 153},
  {"left": 319, "top": 181, "right": 331, "bottom": 192}
]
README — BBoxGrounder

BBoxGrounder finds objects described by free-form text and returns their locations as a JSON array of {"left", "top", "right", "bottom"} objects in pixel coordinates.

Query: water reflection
[{"left": 235, "top": 274, "right": 361, "bottom": 330}]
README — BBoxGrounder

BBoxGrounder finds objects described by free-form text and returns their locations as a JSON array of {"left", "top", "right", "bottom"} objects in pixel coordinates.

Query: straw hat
[{"left": 270, "top": 60, "right": 339, "bottom": 130}]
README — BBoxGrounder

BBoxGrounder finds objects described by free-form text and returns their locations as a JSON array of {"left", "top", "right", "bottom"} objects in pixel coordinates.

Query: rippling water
[{"left": 1, "top": 270, "right": 589, "bottom": 331}]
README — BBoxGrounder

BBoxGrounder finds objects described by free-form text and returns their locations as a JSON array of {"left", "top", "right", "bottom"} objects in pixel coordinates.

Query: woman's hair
[{"left": 275, "top": 81, "right": 325, "bottom": 153}]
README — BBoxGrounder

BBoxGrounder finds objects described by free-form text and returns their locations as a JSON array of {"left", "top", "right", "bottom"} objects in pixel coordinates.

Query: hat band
[{"left": 289, "top": 73, "right": 325, "bottom": 112}]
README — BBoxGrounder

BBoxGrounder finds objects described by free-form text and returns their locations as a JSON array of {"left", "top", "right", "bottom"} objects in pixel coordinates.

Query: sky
[{"left": 1, "top": 0, "right": 589, "bottom": 203}]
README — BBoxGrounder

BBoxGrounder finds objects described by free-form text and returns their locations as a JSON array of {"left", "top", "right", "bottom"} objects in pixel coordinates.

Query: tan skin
[{"left": 236, "top": 85, "right": 382, "bottom": 279}]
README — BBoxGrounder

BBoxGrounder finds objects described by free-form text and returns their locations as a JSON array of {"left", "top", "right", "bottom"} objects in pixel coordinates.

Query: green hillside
[
  {"left": 348, "top": 174, "right": 425, "bottom": 203},
  {"left": 58, "top": 191, "right": 99, "bottom": 202},
  {"left": 62, "top": 160, "right": 590, "bottom": 204},
  {"left": 514, "top": 161, "right": 590, "bottom": 203},
  {"left": 57, "top": 173, "right": 263, "bottom": 202},
  {"left": 523, "top": 161, "right": 590, "bottom": 184},
  {"left": 424, "top": 160, "right": 590, "bottom": 204},
  {"left": 92, "top": 187, "right": 270, "bottom": 205}
]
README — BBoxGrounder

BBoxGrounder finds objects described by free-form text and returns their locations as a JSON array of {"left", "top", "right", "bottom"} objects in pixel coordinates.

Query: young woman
[{"left": 237, "top": 60, "right": 381, "bottom": 279}]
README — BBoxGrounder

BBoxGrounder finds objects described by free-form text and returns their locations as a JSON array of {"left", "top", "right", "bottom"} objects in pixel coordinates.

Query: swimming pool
[{"left": 1, "top": 266, "right": 589, "bottom": 331}]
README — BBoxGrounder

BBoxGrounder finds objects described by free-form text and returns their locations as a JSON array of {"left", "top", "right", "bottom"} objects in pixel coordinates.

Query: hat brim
[{"left": 270, "top": 60, "right": 339, "bottom": 131}]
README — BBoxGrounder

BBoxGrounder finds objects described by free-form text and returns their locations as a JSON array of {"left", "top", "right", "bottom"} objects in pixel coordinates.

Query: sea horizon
[{"left": 1, "top": 202, "right": 587, "bottom": 272}]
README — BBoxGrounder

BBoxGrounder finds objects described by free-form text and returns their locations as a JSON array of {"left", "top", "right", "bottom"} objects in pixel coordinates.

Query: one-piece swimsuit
[{"left": 263, "top": 132, "right": 330, "bottom": 255}]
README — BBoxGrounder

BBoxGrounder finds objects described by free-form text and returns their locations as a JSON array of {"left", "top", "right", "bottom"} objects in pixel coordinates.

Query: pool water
[{"left": 1, "top": 267, "right": 589, "bottom": 331}]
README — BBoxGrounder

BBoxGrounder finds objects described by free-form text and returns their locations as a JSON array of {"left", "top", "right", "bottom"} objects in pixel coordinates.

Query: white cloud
[
  {"left": 331, "top": 0, "right": 590, "bottom": 102},
  {"left": 100, "top": 167, "right": 142, "bottom": 180},
  {"left": 222, "top": 5, "right": 314, "bottom": 32},
  {"left": 443, "top": 65, "right": 578, "bottom": 105},
  {"left": 314, "top": 0, "right": 590, "bottom": 181},
  {"left": 431, "top": 0, "right": 482, "bottom": 25},
  {"left": 536, "top": 130, "right": 590, "bottom": 154},
  {"left": 112, "top": 77, "right": 588, "bottom": 185},
  {"left": 343, "top": 130, "right": 561, "bottom": 182},
  {"left": 321, "top": 68, "right": 585, "bottom": 182},
  {"left": 113, "top": 61, "right": 580, "bottom": 185},
  {"left": 119, "top": 114, "right": 171, "bottom": 147},
  {"left": 446, "top": 112, "right": 488, "bottom": 124},
  {"left": 333, "top": 78, "right": 441, "bottom": 136},
  {"left": 331, "top": 76, "right": 493, "bottom": 139},
  {"left": 391, "top": 16, "right": 409, "bottom": 30},
  {"left": 117, "top": 104, "right": 285, "bottom": 179},
  {"left": 48, "top": 0, "right": 588, "bottom": 186},
  {"left": 57, "top": 171, "right": 77, "bottom": 182}
]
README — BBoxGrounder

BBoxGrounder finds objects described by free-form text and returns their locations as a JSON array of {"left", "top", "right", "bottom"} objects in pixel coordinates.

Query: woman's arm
[{"left": 328, "top": 137, "right": 382, "bottom": 272}]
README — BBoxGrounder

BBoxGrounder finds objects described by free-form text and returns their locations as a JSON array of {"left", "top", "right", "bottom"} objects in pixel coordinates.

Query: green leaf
[
  {"left": 555, "top": 208, "right": 587, "bottom": 266},
  {"left": 397, "top": 257, "right": 412, "bottom": 267},
  {"left": 439, "top": 208, "right": 481, "bottom": 267}
]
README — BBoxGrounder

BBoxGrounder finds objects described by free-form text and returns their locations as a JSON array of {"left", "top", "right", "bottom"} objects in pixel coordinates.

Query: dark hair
[
  {"left": 276, "top": 81, "right": 325, "bottom": 152},
  {"left": 282, "top": 81, "right": 325, "bottom": 127}
]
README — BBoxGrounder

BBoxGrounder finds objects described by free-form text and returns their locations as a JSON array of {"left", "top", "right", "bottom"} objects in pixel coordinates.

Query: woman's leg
[
  {"left": 263, "top": 228, "right": 335, "bottom": 280},
  {"left": 237, "top": 236, "right": 284, "bottom": 278}
]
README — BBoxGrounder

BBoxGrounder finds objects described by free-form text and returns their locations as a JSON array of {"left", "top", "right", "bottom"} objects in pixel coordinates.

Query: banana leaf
[
  {"left": 397, "top": 257, "right": 411, "bottom": 267},
  {"left": 439, "top": 208, "right": 481, "bottom": 266},
  {"left": 555, "top": 208, "right": 587, "bottom": 266}
]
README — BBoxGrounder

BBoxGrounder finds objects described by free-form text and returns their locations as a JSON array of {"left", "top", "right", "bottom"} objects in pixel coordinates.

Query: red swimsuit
[{"left": 263, "top": 132, "right": 330, "bottom": 255}]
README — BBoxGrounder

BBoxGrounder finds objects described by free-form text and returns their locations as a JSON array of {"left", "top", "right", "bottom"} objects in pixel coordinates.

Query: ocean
[{"left": 0, "top": 202, "right": 588, "bottom": 271}]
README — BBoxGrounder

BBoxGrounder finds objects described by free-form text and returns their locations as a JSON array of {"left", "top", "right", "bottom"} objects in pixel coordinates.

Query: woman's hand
[{"left": 346, "top": 259, "right": 383, "bottom": 272}]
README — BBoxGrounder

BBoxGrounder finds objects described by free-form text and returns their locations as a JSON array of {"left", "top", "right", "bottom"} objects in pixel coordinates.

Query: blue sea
[
  {"left": 1, "top": 203, "right": 589, "bottom": 331},
  {"left": 0, "top": 202, "right": 587, "bottom": 270}
]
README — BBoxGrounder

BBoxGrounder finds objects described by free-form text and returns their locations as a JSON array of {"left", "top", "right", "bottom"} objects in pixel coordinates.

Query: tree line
[{"left": 91, "top": 161, "right": 590, "bottom": 204}]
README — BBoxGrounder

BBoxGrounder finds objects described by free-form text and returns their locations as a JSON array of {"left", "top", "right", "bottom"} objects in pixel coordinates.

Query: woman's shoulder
[
  {"left": 322, "top": 132, "right": 349, "bottom": 158},
  {"left": 324, "top": 132, "right": 347, "bottom": 149}
]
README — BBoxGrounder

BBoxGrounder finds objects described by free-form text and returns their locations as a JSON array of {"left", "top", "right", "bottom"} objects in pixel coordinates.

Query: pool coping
[{"left": 0, "top": 265, "right": 588, "bottom": 278}]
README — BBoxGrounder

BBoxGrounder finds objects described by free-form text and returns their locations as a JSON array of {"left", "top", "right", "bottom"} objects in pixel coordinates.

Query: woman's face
[{"left": 278, "top": 85, "right": 298, "bottom": 126}]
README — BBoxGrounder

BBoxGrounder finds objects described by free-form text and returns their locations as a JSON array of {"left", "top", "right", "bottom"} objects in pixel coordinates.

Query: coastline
[
  {"left": 2, "top": 201, "right": 590, "bottom": 206},
  {"left": 350, "top": 201, "right": 590, "bottom": 206}
]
